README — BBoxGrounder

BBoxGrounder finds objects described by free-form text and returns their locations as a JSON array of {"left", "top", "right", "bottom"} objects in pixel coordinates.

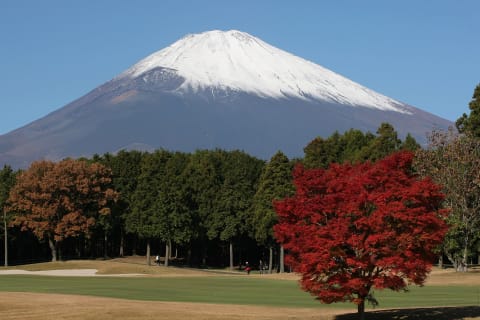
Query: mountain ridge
[{"left": 0, "top": 30, "right": 452, "bottom": 169}]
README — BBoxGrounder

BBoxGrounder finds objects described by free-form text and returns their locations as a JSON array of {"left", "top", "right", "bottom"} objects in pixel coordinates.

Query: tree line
[
  {"left": 1, "top": 83, "right": 479, "bottom": 272},
  {"left": 0, "top": 122, "right": 419, "bottom": 269}
]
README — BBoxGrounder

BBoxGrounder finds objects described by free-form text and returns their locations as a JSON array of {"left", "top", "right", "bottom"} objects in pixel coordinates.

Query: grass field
[
  {"left": 1, "top": 257, "right": 480, "bottom": 319},
  {"left": 1, "top": 274, "right": 480, "bottom": 309}
]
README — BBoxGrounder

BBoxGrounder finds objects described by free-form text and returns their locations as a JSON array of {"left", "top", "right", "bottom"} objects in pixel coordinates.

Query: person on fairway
[{"left": 245, "top": 261, "right": 251, "bottom": 275}]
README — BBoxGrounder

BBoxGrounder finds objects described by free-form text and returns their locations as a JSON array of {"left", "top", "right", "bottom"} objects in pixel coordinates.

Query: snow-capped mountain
[
  {"left": 0, "top": 30, "right": 451, "bottom": 169},
  {"left": 122, "top": 30, "right": 406, "bottom": 112}
]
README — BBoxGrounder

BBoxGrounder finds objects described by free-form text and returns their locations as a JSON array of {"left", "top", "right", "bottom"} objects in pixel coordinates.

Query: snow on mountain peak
[{"left": 122, "top": 30, "right": 409, "bottom": 113}]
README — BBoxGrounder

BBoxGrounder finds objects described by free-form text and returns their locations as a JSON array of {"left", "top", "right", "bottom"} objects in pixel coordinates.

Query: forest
[{"left": 1, "top": 84, "right": 479, "bottom": 273}]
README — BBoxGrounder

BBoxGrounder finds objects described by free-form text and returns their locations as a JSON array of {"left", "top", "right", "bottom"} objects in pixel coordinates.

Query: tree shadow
[{"left": 335, "top": 306, "right": 480, "bottom": 320}]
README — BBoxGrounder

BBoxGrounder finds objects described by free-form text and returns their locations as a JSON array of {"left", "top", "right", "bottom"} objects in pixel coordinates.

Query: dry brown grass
[
  {"left": 2, "top": 258, "right": 480, "bottom": 319},
  {"left": 0, "top": 292, "right": 346, "bottom": 320}
]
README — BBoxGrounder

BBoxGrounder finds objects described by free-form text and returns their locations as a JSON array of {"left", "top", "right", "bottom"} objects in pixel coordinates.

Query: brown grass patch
[{"left": 0, "top": 292, "right": 346, "bottom": 320}]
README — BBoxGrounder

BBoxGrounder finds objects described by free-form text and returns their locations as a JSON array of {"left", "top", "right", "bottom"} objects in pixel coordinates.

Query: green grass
[
  {"left": 0, "top": 275, "right": 478, "bottom": 310},
  {"left": 372, "top": 286, "right": 480, "bottom": 308}
]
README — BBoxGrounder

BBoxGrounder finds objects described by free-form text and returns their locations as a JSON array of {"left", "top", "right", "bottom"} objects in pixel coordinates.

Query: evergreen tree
[
  {"left": 251, "top": 151, "right": 294, "bottom": 273},
  {"left": 303, "top": 131, "right": 343, "bottom": 169},
  {"left": 401, "top": 133, "right": 421, "bottom": 151},
  {"left": 181, "top": 150, "right": 223, "bottom": 265},
  {"left": 366, "top": 122, "right": 402, "bottom": 161},
  {"left": 128, "top": 150, "right": 171, "bottom": 265},
  {"left": 340, "top": 129, "right": 375, "bottom": 163},
  {"left": 155, "top": 152, "right": 192, "bottom": 266},
  {"left": 456, "top": 84, "right": 480, "bottom": 137},
  {"left": 95, "top": 150, "right": 143, "bottom": 257},
  {"left": 304, "top": 123, "right": 407, "bottom": 168},
  {"left": 211, "top": 150, "right": 264, "bottom": 269},
  {"left": 0, "top": 165, "right": 16, "bottom": 266}
]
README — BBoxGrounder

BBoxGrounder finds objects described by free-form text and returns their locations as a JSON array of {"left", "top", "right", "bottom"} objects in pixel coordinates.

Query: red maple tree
[{"left": 274, "top": 151, "right": 448, "bottom": 320}]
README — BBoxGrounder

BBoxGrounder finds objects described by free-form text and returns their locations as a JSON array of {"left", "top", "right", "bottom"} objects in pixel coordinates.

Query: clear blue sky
[{"left": 1, "top": 0, "right": 478, "bottom": 135}]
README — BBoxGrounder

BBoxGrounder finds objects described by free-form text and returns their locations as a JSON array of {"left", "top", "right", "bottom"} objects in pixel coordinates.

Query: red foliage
[{"left": 274, "top": 151, "right": 448, "bottom": 307}]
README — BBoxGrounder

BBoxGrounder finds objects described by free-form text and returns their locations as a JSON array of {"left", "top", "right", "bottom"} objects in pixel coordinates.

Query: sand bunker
[{"left": 0, "top": 269, "right": 142, "bottom": 277}]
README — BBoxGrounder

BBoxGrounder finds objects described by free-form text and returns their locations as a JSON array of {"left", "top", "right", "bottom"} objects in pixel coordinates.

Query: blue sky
[{"left": 1, "top": 0, "right": 478, "bottom": 135}]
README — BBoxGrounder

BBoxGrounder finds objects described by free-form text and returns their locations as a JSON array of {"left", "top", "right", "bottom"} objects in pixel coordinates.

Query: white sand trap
[
  {"left": 0, "top": 269, "right": 98, "bottom": 276},
  {"left": 0, "top": 269, "right": 144, "bottom": 277}
]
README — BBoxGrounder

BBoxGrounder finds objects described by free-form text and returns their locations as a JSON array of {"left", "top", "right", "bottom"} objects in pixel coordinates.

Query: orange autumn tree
[
  {"left": 8, "top": 159, "right": 117, "bottom": 261},
  {"left": 274, "top": 151, "right": 448, "bottom": 320}
]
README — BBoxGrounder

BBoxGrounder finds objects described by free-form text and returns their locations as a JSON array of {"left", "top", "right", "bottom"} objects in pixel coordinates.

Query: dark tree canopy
[
  {"left": 1, "top": 165, "right": 16, "bottom": 266},
  {"left": 274, "top": 151, "right": 448, "bottom": 320},
  {"left": 93, "top": 150, "right": 144, "bottom": 257},
  {"left": 303, "top": 123, "right": 416, "bottom": 169},
  {"left": 0, "top": 165, "right": 16, "bottom": 221},
  {"left": 251, "top": 151, "right": 294, "bottom": 245},
  {"left": 401, "top": 133, "right": 421, "bottom": 151},
  {"left": 456, "top": 84, "right": 480, "bottom": 137}
]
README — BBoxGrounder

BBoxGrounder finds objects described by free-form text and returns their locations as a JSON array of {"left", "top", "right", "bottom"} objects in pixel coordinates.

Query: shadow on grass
[{"left": 335, "top": 306, "right": 480, "bottom": 320}]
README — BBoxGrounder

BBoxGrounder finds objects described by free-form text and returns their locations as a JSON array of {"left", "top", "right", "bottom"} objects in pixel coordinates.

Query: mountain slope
[
  {"left": 0, "top": 30, "right": 451, "bottom": 169},
  {"left": 121, "top": 30, "right": 408, "bottom": 112}
]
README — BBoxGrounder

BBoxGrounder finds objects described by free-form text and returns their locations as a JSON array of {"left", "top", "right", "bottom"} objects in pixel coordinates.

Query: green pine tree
[
  {"left": 456, "top": 84, "right": 480, "bottom": 137},
  {"left": 0, "top": 165, "right": 16, "bottom": 266},
  {"left": 128, "top": 150, "right": 171, "bottom": 265},
  {"left": 401, "top": 133, "right": 421, "bottom": 151},
  {"left": 251, "top": 151, "right": 294, "bottom": 273}
]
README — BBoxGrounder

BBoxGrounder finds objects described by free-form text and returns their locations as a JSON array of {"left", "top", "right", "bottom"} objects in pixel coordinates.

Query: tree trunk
[
  {"left": 229, "top": 241, "right": 234, "bottom": 270},
  {"left": 164, "top": 240, "right": 170, "bottom": 267},
  {"left": 119, "top": 230, "right": 124, "bottom": 257},
  {"left": 202, "top": 243, "right": 207, "bottom": 266},
  {"left": 279, "top": 245, "right": 285, "bottom": 273},
  {"left": 3, "top": 211, "right": 7, "bottom": 267},
  {"left": 187, "top": 246, "right": 192, "bottom": 265},
  {"left": 104, "top": 233, "right": 108, "bottom": 259},
  {"left": 146, "top": 240, "right": 151, "bottom": 266},
  {"left": 268, "top": 246, "right": 273, "bottom": 274},
  {"left": 462, "top": 241, "right": 468, "bottom": 272},
  {"left": 357, "top": 300, "right": 365, "bottom": 320},
  {"left": 48, "top": 238, "right": 57, "bottom": 262},
  {"left": 132, "top": 235, "right": 137, "bottom": 256},
  {"left": 446, "top": 252, "right": 455, "bottom": 269},
  {"left": 438, "top": 255, "right": 443, "bottom": 269}
]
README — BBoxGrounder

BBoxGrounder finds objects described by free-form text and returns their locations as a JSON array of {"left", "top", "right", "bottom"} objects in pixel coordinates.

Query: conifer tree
[
  {"left": 0, "top": 165, "right": 16, "bottom": 266},
  {"left": 366, "top": 122, "right": 402, "bottom": 161},
  {"left": 401, "top": 133, "right": 421, "bottom": 151},
  {"left": 181, "top": 150, "right": 223, "bottom": 265},
  {"left": 251, "top": 151, "right": 294, "bottom": 273},
  {"left": 210, "top": 150, "right": 264, "bottom": 269},
  {"left": 456, "top": 84, "right": 480, "bottom": 137},
  {"left": 155, "top": 152, "right": 192, "bottom": 266},
  {"left": 128, "top": 150, "right": 171, "bottom": 265}
]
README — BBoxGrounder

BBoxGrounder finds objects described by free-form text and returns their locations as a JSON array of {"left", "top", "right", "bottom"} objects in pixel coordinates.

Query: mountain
[{"left": 0, "top": 30, "right": 451, "bottom": 169}]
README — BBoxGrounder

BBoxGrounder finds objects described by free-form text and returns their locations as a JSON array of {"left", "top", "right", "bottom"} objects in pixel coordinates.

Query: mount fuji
[{"left": 0, "top": 30, "right": 451, "bottom": 168}]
